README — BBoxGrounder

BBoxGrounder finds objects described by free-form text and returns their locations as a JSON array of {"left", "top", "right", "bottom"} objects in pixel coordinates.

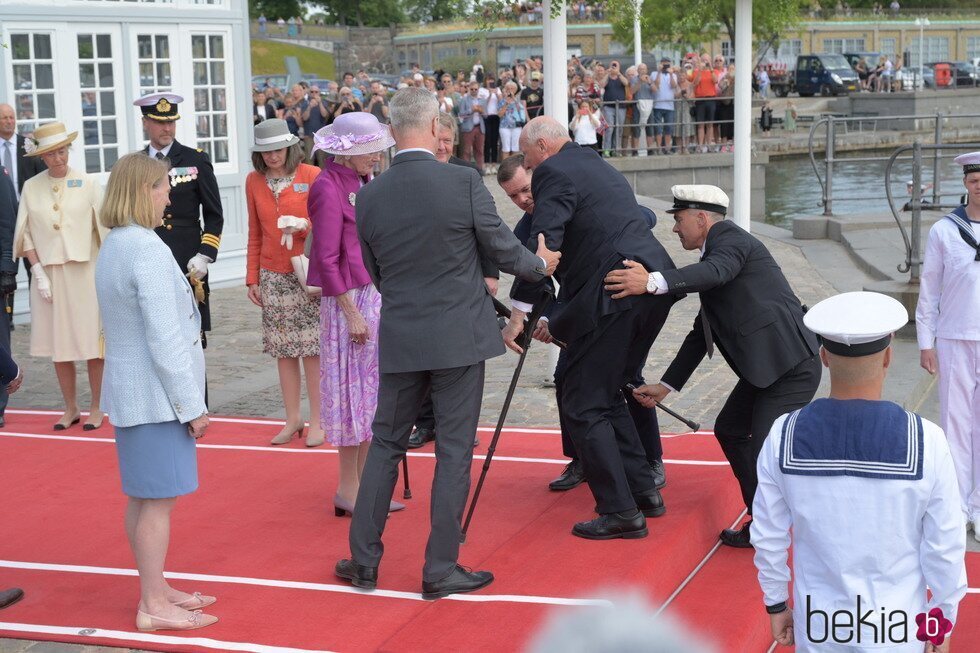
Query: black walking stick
[
  {"left": 460, "top": 290, "right": 555, "bottom": 543},
  {"left": 491, "top": 299, "right": 701, "bottom": 431},
  {"left": 401, "top": 456, "right": 412, "bottom": 500}
]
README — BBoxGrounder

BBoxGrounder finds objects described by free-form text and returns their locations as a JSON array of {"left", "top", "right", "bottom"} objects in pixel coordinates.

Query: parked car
[
  {"left": 305, "top": 78, "right": 335, "bottom": 92},
  {"left": 252, "top": 74, "right": 288, "bottom": 90},
  {"left": 770, "top": 54, "right": 860, "bottom": 97},
  {"left": 843, "top": 51, "right": 881, "bottom": 76},
  {"left": 925, "top": 62, "right": 977, "bottom": 88}
]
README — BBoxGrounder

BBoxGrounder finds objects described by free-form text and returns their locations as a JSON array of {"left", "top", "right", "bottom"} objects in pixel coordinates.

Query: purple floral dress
[{"left": 308, "top": 159, "right": 380, "bottom": 447}]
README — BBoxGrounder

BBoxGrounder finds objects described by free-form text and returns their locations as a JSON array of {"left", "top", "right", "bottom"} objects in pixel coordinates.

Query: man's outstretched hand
[
  {"left": 536, "top": 233, "right": 561, "bottom": 276},
  {"left": 604, "top": 259, "right": 650, "bottom": 299}
]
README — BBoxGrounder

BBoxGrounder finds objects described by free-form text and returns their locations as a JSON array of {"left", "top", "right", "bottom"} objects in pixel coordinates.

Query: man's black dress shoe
[
  {"left": 634, "top": 489, "right": 666, "bottom": 518},
  {"left": 549, "top": 459, "right": 585, "bottom": 491},
  {"left": 0, "top": 415, "right": 5, "bottom": 428},
  {"left": 572, "top": 510, "right": 648, "bottom": 540},
  {"left": 422, "top": 565, "right": 494, "bottom": 600},
  {"left": 650, "top": 458, "right": 666, "bottom": 489},
  {"left": 0, "top": 587, "right": 24, "bottom": 610},
  {"left": 720, "top": 521, "right": 753, "bottom": 548},
  {"left": 407, "top": 427, "right": 435, "bottom": 449},
  {"left": 335, "top": 559, "right": 378, "bottom": 589}
]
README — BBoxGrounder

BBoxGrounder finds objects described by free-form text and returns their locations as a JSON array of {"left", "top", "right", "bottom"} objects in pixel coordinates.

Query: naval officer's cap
[
  {"left": 954, "top": 151, "right": 980, "bottom": 176},
  {"left": 666, "top": 185, "right": 730, "bottom": 216},
  {"left": 133, "top": 92, "right": 184, "bottom": 122},
  {"left": 803, "top": 291, "right": 908, "bottom": 357}
]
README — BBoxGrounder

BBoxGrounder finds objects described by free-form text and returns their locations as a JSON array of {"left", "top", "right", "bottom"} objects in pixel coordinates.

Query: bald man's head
[
  {"left": 519, "top": 116, "right": 570, "bottom": 170},
  {"left": 0, "top": 105, "right": 16, "bottom": 140}
]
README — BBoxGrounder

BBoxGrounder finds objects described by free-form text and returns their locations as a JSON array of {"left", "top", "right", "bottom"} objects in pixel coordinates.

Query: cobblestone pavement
[{"left": 0, "top": 179, "right": 872, "bottom": 653}]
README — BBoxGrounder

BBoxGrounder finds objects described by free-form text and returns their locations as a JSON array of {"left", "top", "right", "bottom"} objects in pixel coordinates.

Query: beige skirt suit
[{"left": 14, "top": 168, "right": 106, "bottom": 362}]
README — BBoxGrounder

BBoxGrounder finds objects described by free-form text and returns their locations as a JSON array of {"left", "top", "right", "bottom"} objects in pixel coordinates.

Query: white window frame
[
  {"left": 907, "top": 36, "right": 950, "bottom": 68},
  {"left": 880, "top": 37, "right": 897, "bottom": 57},
  {"left": 189, "top": 25, "right": 234, "bottom": 174},
  {"left": 966, "top": 37, "right": 980, "bottom": 61},
  {"left": 5, "top": 28, "right": 60, "bottom": 136},
  {"left": 76, "top": 27, "right": 125, "bottom": 174}
]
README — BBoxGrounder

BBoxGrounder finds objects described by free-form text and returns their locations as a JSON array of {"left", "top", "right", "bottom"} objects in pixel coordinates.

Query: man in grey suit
[{"left": 335, "top": 87, "right": 559, "bottom": 600}]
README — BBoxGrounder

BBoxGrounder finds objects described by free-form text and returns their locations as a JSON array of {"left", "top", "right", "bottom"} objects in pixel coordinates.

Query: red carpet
[{"left": 0, "top": 409, "right": 975, "bottom": 652}]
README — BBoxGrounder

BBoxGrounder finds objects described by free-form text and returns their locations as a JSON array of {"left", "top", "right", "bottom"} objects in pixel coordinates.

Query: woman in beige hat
[
  {"left": 14, "top": 122, "right": 106, "bottom": 430},
  {"left": 244, "top": 119, "right": 324, "bottom": 447}
]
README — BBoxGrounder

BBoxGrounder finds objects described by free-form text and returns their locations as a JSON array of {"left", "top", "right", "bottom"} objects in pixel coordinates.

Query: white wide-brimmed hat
[
  {"left": 252, "top": 119, "right": 300, "bottom": 152},
  {"left": 312, "top": 112, "right": 395, "bottom": 157},
  {"left": 24, "top": 122, "right": 78, "bottom": 157}
]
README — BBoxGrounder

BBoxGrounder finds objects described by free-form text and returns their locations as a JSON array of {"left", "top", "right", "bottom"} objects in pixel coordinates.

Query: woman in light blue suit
[{"left": 96, "top": 153, "right": 217, "bottom": 633}]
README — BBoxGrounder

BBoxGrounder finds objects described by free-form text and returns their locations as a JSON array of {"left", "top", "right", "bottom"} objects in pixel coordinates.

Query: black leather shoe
[
  {"left": 650, "top": 459, "right": 666, "bottom": 489},
  {"left": 335, "top": 559, "right": 378, "bottom": 590},
  {"left": 720, "top": 521, "right": 753, "bottom": 548},
  {"left": 0, "top": 587, "right": 24, "bottom": 610},
  {"left": 422, "top": 565, "right": 494, "bottom": 600},
  {"left": 0, "top": 415, "right": 5, "bottom": 428},
  {"left": 572, "top": 510, "right": 648, "bottom": 540},
  {"left": 407, "top": 427, "right": 435, "bottom": 449},
  {"left": 634, "top": 489, "right": 666, "bottom": 518},
  {"left": 549, "top": 459, "right": 586, "bottom": 491}
]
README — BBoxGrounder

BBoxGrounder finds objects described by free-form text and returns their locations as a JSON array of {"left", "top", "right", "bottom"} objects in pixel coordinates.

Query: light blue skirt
[{"left": 114, "top": 420, "right": 199, "bottom": 499}]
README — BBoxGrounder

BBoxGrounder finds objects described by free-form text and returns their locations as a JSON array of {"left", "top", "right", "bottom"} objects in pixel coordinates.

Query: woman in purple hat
[{"left": 307, "top": 112, "right": 403, "bottom": 517}]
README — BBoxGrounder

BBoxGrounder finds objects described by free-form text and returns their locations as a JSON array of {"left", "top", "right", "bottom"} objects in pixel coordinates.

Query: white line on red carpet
[
  {"left": 0, "top": 560, "right": 614, "bottom": 607},
  {"left": 0, "top": 622, "right": 332, "bottom": 653},
  {"left": 0, "top": 431, "right": 731, "bottom": 466},
  {"left": 3, "top": 409, "right": 712, "bottom": 437}
]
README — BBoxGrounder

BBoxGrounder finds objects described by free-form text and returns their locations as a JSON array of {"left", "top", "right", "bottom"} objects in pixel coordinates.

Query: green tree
[
  {"left": 249, "top": 0, "right": 303, "bottom": 20},
  {"left": 406, "top": 0, "right": 470, "bottom": 24},
  {"left": 609, "top": 0, "right": 807, "bottom": 60},
  {"left": 308, "top": 0, "right": 405, "bottom": 26}
]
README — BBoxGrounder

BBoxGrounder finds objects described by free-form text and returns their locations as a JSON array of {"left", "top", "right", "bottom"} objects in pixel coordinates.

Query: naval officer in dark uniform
[{"left": 133, "top": 93, "right": 223, "bottom": 343}]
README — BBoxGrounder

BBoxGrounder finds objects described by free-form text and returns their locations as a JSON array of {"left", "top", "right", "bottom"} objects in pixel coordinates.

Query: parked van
[{"left": 794, "top": 54, "right": 860, "bottom": 96}]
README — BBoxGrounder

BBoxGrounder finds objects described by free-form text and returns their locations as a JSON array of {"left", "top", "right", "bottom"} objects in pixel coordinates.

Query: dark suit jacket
[
  {"left": 0, "top": 343, "right": 16, "bottom": 386},
  {"left": 449, "top": 155, "right": 498, "bottom": 279},
  {"left": 0, "top": 172, "right": 16, "bottom": 274},
  {"left": 509, "top": 211, "right": 554, "bottom": 316},
  {"left": 15, "top": 134, "right": 46, "bottom": 195},
  {"left": 660, "top": 220, "right": 819, "bottom": 391},
  {"left": 356, "top": 150, "right": 545, "bottom": 373},
  {"left": 516, "top": 142, "right": 676, "bottom": 342}
]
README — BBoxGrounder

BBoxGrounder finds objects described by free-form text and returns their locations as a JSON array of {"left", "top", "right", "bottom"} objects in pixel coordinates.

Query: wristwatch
[{"left": 766, "top": 601, "right": 788, "bottom": 615}]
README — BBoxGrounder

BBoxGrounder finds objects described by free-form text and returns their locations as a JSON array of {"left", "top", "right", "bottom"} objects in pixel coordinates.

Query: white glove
[
  {"left": 31, "top": 262, "right": 52, "bottom": 302},
  {"left": 187, "top": 254, "right": 211, "bottom": 280},
  {"left": 277, "top": 215, "right": 310, "bottom": 250}
]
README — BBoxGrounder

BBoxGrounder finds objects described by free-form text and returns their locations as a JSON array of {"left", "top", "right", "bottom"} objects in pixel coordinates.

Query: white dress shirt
[
  {"left": 752, "top": 409, "right": 967, "bottom": 651},
  {"left": 147, "top": 143, "right": 174, "bottom": 160},
  {"left": 916, "top": 216, "right": 980, "bottom": 349}
]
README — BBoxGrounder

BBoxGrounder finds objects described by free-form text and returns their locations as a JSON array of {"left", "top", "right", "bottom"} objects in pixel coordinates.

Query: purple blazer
[{"left": 307, "top": 159, "right": 372, "bottom": 296}]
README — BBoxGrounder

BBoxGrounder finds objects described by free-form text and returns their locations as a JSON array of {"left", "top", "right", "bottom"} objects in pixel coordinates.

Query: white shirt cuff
[
  {"left": 660, "top": 380, "right": 677, "bottom": 393},
  {"left": 512, "top": 300, "right": 534, "bottom": 314},
  {"left": 647, "top": 271, "right": 669, "bottom": 295}
]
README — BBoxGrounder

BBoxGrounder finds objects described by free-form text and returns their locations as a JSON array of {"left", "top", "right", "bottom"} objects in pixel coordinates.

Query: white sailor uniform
[
  {"left": 916, "top": 204, "right": 980, "bottom": 525},
  {"left": 752, "top": 399, "right": 967, "bottom": 652}
]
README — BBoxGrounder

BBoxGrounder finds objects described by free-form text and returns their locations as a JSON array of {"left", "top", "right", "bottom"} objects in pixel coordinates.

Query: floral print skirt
[
  {"left": 259, "top": 268, "right": 321, "bottom": 359},
  {"left": 319, "top": 283, "right": 381, "bottom": 447}
]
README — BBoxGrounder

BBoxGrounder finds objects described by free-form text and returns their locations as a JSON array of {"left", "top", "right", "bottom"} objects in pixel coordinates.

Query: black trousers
[
  {"left": 715, "top": 355, "right": 822, "bottom": 513},
  {"left": 484, "top": 115, "right": 501, "bottom": 165},
  {"left": 560, "top": 294, "right": 674, "bottom": 514},
  {"left": 554, "top": 346, "right": 662, "bottom": 461},
  {"left": 416, "top": 395, "right": 435, "bottom": 430}
]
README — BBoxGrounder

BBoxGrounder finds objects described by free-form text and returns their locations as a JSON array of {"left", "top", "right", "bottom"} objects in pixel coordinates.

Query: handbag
[{"left": 290, "top": 254, "right": 322, "bottom": 297}]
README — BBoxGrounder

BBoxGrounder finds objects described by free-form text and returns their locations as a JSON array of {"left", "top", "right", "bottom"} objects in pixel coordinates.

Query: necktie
[
  {"left": 698, "top": 249, "right": 715, "bottom": 359},
  {"left": 2, "top": 141, "right": 12, "bottom": 178},
  {"left": 155, "top": 151, "right": 165, "bottom": 161},
  {"left": 700, "top": 307, "right": 715, "bottom": 359}
]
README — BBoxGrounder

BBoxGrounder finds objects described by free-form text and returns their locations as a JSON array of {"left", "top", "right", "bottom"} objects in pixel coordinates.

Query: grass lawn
[{"left": 250, "top": 39, "right": 336, "bottom": 80}]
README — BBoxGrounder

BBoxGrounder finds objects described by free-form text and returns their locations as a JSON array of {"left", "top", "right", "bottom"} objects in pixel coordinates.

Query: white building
[{"left": 0, "top": 0, "right": 253, "bottom": 316}]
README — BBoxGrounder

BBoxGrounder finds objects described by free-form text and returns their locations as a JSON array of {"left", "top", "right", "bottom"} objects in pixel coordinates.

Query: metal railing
[
  {"left": 884, "top": 142, "right": 980, "bottom": 283},
  {"left": 807, "top": 111, "right": 980, "bottom": 216}
]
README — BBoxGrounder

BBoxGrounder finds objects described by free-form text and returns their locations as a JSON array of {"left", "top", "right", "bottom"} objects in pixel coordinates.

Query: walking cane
[
  {"left": 491, "top": 299, "right": 700, "bottom": 431},
  {"left": 401, "top": 456, "right": 412, "bottom": 500},
  {"left": 460, "top": 290, "right": 555, "bottom": 543}
]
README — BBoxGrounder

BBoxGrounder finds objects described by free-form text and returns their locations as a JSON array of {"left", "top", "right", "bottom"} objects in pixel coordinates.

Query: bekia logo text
[{"left": 806, "top": 596, "right": 952, "bottom": 646}]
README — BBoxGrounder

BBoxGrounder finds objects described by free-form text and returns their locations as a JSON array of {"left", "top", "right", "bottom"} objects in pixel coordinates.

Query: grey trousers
[{"left": 349, "top": 361, "right": 485, "bottom": 582}]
